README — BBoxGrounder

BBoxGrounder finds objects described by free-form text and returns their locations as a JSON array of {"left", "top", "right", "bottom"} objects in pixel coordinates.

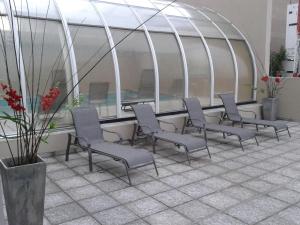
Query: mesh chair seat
[
  {"left": 91, "top": 142, "right": 154, "bottom": 168},
  {"left": 242, "top": 118, "right": 287, "bottom": 131},
  {"left": 154, "top": 131, "right": 207, "bottom": 152}
]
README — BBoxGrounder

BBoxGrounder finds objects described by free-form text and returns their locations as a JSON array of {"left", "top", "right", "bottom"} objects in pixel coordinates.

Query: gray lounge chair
[
  {"left": 66, "top": 107, "right": 158, "bottom": 185},
  {"left": 183, "top": 98, "right": 258, "bottom": 151},
  {"left": 131, "top": 104, "right": 210, "bottom": 164},
  {"left": 219, "top": 93, "right": 291, "bottom": 141}
]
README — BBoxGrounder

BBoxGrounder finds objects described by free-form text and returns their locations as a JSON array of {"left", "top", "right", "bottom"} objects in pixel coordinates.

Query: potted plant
[{"left": 260, "top": 73, "right": 284, "bottom": 120}]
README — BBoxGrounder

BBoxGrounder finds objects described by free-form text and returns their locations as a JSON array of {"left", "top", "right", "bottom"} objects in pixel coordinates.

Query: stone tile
[
  {"left": 145, "top": 167, "right": 173, "bottom": 178},
  {"left": 221, "top": 171, "right": 252, "bottom": 183},
  {"left": 94, "top": 206, "right": 138, "bottom": 225},
  {"left": 174, "top": 200, "right": 216, "bottom": 221},
  {"left": 45, "top": 192, "right": 72, "bottom": 209},
  {"left": 260, "top": 173, "right": 292, "bottom": 185},
  {"left": 59, "top": 216, "right": 100, "bottom": 225},
  {"left": 47, "top": 163, "right": 67, "bottom": 173},
  {"left": 56, "top": 176, "right": 89, "bottom": 190},
  {"left": 234, "top": 156, "right": 258, "bottom": 165},
  {"left": 247, "top": 196, "right": 288, "bottom": 214},
  {"left": 160, "top": 174, "right": 193, "bottom": 188},
  {"left": 46, "top": 181, "right": 60, "bottom": 194},
  {"left": 125, "top": 220, "right": 148, "bottom": 225},
  {"left": 222, "top": 186, "right": 257, "bottom": 201},
  {"left": 238, "top": 166, "right": 268, "bottom": 177},
  {"left": 110, "top": 187, "right": 147, "bottom": 204},
  {"left": 79, "top": 194, "right": 119, "bottom": 213},
  {"left": 242, "top": 179, "right": 275, "bottom": 193},
  {"left": 83, "top": 172, "right": 115, "bottom": 183},
  {"left": 252, "top": 161, "right": 282, "bottom": 171},
  {"left": 200, "top": 192, "right": 240, "bottom": 210},
  {"left": 136, "top": 181, "right": 171, "bottom": 196},
  {"left": 127, "top": 197, "right": 167, "bottom": 217},
  {"left": 47, "top": 169, "right": 76, "bottom": 181},
  {"left": 64, "top": 158, "right": 89, "bottom": 168},
  {"left": 202, "top": 213, "right": 246, "bottom": 225},
  {"left": 227, "top": 203, "right": 270, "bottom": 224},
  {"left": 145, "top": 209, "right": 192, "bottom": 225},
  {"left": 164, "top": 164, "right": 192, "bottom": 173},
  {"left": 257, "top": 215, "right": 296, "bottom": 225},
  {"left": 68, "top": 185, "right": 103, "bottom": 201},
  {"left": 217, "top": 160, "right": 244, "bottom": 170},
  {"left": 200, "top": 177, "right": 233, "bottom": 190},
  {"left": 153, "top": 189, "right": 192, "bottom": 207},
  {"left": 96, "top": 178, "right": 128, "bottom": 192},
  {"left": 269, "top": 188, "right": 300, "bottom": 204},
  {"left": 278, "top": 207, "right": 300, "bottom": 225},
  {"left": 201, "top": 165, "right": 227, "bottom": 175},
  {"left": 179, "top": 182, "right": 216, "bottom": 198},
  {"left": 45, "top": 203, "right": 86, "bottom": 225},
  {"left": 276, "top": 167, "right": 300, "bottom": 179},
  {"left": 180, "top": 169, "right": 211, "bottom": 182}
]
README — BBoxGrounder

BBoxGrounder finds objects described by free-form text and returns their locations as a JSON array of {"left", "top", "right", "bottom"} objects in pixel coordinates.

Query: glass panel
[
  {"left": 19, "top": 18, "right": 73, "bottom": 126},
  {"left": 0, "top": 0, "right": 5, "bottom": 14},
  {"left": 199, "top": 8, "right": 225, "bottom": 23},
  {"left": 231, "top": 40, "right": 254, "bottom": 102},
  {"left": 94, "top": 2, "right": 140, "bottom": 29},
  {"left": 168, "top": 16, "right": 198, "bottom": 36},
  {"left": 181, "top": 36, "right": 210, "bottom": 106},
  {"left": 192, "top": 19, "right": 223, "bottom": 38},
  {"left": 206, "top": 38, "right": 235, "bottom": 105},
  {"left": 0, "top": 16, "right": 21, "bottom": 118},
  {"left": 111, "top": 29, "right": 155, "bottom": 115},
  {"left": 150, "top": 32, "right": 184, "bottom": 112},
  {"left": 13, "top": 0, "right": 59, "bottom": 19},
  {"left": 69, "top": 25, "right": 116, "bottom": 117},
  {"left": 134, "top": 7, "right": 172, "bottom": 32},
  {"left": 57, "top": 0, "right": 103, "bottom": 26},
  {"left": 215, "top": 22, "right": 242, "bottom": 40},
  {"left": 126, "top": 0, "right": 154, "bottom": 8}
]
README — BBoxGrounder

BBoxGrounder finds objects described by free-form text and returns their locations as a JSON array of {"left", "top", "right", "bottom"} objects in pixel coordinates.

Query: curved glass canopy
[{"left": 0, "top": 0, "right": 257, "bottom": 125}]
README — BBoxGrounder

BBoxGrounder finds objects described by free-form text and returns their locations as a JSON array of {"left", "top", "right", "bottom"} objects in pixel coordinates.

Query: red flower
[
  {"left": 41, "top": 87, "right": 60, "bottom": 112},
  {"left": 275, "top": 77, "right": 281, "bottom": 83},
  {"left": 1, "top": 84, "right": 25, "bottom": 112},
  {"left": 275, "top": 71, "right": 281, "bottom": 77},
  {"left": 261, "top": 75, "right": 269, "bottom": 82},
  {"left": 293, "top": 73, "right": 298, "bottom": 77}
]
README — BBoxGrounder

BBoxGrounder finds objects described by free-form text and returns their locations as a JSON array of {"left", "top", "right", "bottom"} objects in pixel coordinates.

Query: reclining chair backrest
[
  {"left": 71, "top": 107, "right": 104, "bottom": 146},
  {"left": 184, "top": 98, "right": 207, "bottom": 128},
  {"left": 132, "top": 104, "right": 161, "bottom": 135},
  {"left": 218, "top": 93, "right": 242, "bottom": 121}
]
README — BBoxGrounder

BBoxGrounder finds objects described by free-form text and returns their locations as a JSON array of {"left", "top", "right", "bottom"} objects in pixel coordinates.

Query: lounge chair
[
  {"left": 183, "top": 98, "right": 258, "bottom": 151},
  {"left": 218, "top": 93, "right": 291, "bottom": 141},
  {"left": 66, "top": 107, "right": 158, "bottom": 185},
  {"left": 131, "top": 104, "right": 211, "bottom": 164}
]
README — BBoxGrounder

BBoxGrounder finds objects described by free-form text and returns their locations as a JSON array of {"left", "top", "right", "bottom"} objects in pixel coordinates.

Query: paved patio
[{"left": 4, "top": 122, "right": 300, "bottom": 225}]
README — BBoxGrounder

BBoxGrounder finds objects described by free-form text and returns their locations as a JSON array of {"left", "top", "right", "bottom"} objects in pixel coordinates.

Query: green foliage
[{"left": 270, "top": 46, "right": 286, "bottom": 77}]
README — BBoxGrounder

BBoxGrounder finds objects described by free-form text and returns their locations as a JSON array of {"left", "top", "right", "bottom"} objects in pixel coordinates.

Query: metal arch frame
[
  {"left": 125, "top": 1, "right": 160, "bottom": 113},
  {"left": 91, "top": 2, "right": 122, "bottom": 118},
  {"left": 176, "top": 3, "right": 215, "bottom": 106},
  {"left": 215, "top": 11, "right": 258, "bottom": 101},
  {"left": 149, "top": 1, "right": 189, "bottom": 99},
  {"left": 53, "top": 0, "right": 80, "bottom": 100},
  {"left": 3, "top": 0, "right": 27, "bottom": 108},
  {"left": 197, "top": 8, "right": 239, "bottom": 103}
]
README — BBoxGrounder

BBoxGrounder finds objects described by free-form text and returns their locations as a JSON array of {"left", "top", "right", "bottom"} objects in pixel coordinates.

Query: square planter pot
[
  {"left": 0, "top": 155, "right": 46, "bottom": 225},
  {"left": 262, "top": 97, "right": 279, "bottom": 121}
]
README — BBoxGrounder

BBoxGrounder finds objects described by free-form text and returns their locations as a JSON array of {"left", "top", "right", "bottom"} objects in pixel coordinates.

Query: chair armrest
[
  {"left": 69, "top": 133, "right": 91, "bottom": 148},
  {"left": 239, "top": 109, "right": 257, "bottom": 118},
  {"left": 103, "top": 129, "right": 123, "bottom": 143},
  {"left": 159, "top": 120, "right": 178, "bottom": 132},
  {"left": 205, "top": 114, "right": 222, "bottom": 121}
]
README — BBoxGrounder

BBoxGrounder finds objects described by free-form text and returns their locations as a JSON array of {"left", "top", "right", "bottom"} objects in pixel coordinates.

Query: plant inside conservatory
[
  {"left": 0, "top": 0, "right": 177, "bottom": 224},
  {"left": 260, "top": 73, "right": 285, "bottom": 120}
]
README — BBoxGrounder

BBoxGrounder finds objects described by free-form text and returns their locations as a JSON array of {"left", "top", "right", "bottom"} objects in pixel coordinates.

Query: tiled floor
[{"left": 4, "top": 122, "right": 300, "bottom": 225}]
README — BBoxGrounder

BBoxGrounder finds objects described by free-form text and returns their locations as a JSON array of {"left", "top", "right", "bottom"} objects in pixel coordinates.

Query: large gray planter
[
  {"left": 0, "top": 156, "right": 46, "bottom": 225},
  {"left": 262, "top": 97, "right": 279, "bottom": 121}
]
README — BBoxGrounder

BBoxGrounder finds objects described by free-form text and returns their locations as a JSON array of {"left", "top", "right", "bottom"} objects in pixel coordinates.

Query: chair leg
[
  {"left": 124, "top": 163, "right": 132, "bottom": 186},
  {"left": 223, "top": 133, "right": 226, "bottom": 139},
  {"left": 287, "top": 128, "right": 291, "bottom": 137},
  {"left": 185, "top": 149, "right": 191, "bottom": 165},
  {"left": 153, "top": 161, "right": 159, "bottom": 176},
  {"left": 275, "top": 129, "right": 280, "bottom": 142},
  {"left": 255, "top": 136, "right": 259, "bottom": 146},
  {"left": 88, "top": 149, "right": 93, "bottom": 172},
  {"left": 66, "top": 134, "right": 72, "bottom": 162},
  {"left": 182, "top": 118, "right": 186, "bottom": 134},
  {"left": 131, "top": 124, "right": 137, "bottom": 146},
  {"left": 256, "top": 124, "right": 259, "bottom": 132},
  {"left": 206, "top": 146, "right": 211, "bottom": 159},
  {"left": 152, "top": 138, "right": 157, "bottom": 154},
  {"left": 239, "top": 139, "right": 245, "bottom": 151}
]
